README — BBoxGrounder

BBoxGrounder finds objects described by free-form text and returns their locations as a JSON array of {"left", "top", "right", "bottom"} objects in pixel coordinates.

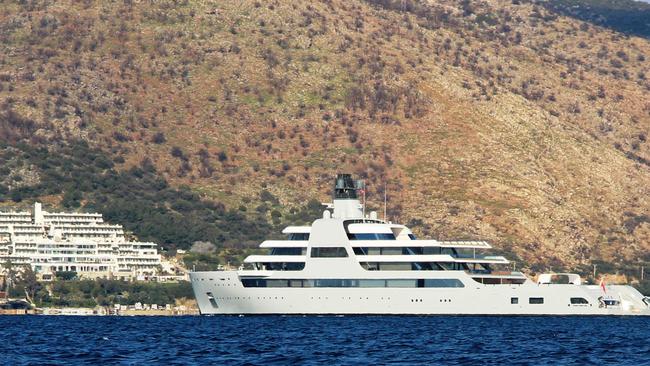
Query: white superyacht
[{"left": 190, "top": 174, "right": 650, "bottom": 315}]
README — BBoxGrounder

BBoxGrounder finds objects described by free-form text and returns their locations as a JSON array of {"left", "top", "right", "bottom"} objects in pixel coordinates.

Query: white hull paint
[
  {"left": 190, "top": 175, "right": 650, "bottom": 316},
  {"left": 190, "top": 271, "right": 650, "bottom": 316}
]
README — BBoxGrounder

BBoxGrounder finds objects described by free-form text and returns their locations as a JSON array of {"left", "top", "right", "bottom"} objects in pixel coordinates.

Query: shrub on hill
[
  {"left": 0, "top": 141, "right": 275, "bottom": 250},
  {"left": 31, "top": 279, "right": 195, "bottom": 308},
  {"left": 1, "top": 140, "right": 329, "bottom": 251}
]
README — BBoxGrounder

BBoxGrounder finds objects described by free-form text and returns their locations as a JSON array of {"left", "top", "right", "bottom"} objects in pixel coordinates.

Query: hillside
[{"left": 0, "top": 0, "right": 649, "bottom": 275}]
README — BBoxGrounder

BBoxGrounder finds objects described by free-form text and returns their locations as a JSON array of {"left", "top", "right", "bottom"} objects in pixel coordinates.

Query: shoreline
[{"left": 0, "top": 307, "right": 199, "bottom": 316}]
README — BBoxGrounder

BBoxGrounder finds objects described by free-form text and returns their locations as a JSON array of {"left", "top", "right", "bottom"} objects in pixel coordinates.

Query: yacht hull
[{"left": 190, "top": 271, "right": 650, "bottom": 316}]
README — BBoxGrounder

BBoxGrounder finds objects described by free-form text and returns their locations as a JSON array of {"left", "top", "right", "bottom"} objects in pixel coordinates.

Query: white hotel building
[{"left": 0, "top": 203, "right": 161, "bottom": 280}]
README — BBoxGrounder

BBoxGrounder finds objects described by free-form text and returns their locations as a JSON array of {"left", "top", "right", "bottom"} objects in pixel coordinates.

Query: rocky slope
[{"left": 0, "top": 0, "right": 649, "bottom": 273}]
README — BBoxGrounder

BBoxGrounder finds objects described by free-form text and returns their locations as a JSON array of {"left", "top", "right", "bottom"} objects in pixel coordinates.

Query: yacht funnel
[
  {"left": 333, "top": 174, "right": 358, "bottom": 199},
  {"left": 332, "top": 174, "right": 363, "bottom": 219}
]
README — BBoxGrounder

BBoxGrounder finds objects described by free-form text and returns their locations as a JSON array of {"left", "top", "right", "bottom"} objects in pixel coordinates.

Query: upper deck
[{"left": 238, "top": 174, "right": 524, "bottom": 284}]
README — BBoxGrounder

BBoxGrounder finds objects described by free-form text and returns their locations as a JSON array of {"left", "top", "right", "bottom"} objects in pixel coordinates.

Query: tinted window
[
  {"left": 386, "top": 279, "right": 417, "bottom": 288},
  {"left": 421, "top": 279, "right": 465, "bottom": 288},
  {"left": 313, "top": 279, "right": 356, "bottom": 287},
  {"left": 288, "top": 233, "right": 310, "bottom": 240},
  {"left": 241, "top": 279, "right": 266, "bottom": 287},
  {"left": 411, "top": 262, "right": 440, "bottom": 270},
  {"left": 270, "top": 248, "right": 304, "bottom": 255},
  {"left": 266, "top": 280, "right": 289, "bottom": 287},
  {"left": 311, "top": 247, "right": 348, "bottom": 258},
  {"left": 570, "top": 297, "right": 589, "bottom": 305},
  {"left": 348, "top": 233, "right": 396, "bottom": 240},
  {"left": 241, "top": 278, "right": 463, "bottom": 288},
  {"left": 408, "top": 234, "right": 417, "bottom": 240},
  {"left": 511, "top": 297, "right": 518, "bottom": 304},
  {"left": 352, "top": 247, "right": 434, "bottom": 255},
  {"left": 261, "top": 262, "right": 305, "bottom": 271},
  {"left": 403, "top": 247, "right": 423, "bottom": 255},
  {"left": 439, "top": 262, "right": 469, "bottom": 271},
  {"left": 353, "top": 247, "right": 367, "bottom": 255},
  {"left": 360, "top": 262, "right": 444, "bottom": 271},
  {"left": 529, "top": 297, "right": 544, "bottom": 304}
]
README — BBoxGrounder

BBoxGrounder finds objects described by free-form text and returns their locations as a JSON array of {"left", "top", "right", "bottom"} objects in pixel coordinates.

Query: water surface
[{"left": 1, "top": 316, "right": 648, "bottom": 365}]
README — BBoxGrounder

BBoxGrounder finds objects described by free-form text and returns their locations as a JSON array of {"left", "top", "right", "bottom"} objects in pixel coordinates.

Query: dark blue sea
[{"left": 1, "top": 316, "right": 648, "bottom": 365}]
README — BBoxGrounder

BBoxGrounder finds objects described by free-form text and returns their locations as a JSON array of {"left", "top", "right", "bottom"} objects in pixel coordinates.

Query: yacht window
[
  {"left": 411, "top": 262, "right": 434, "bottom": 270},
  {"left": 408, "top": 234, "right": 417, "bottom": 240},
  {"left": 311, "top": 247, "right": 348, "bottom": 258},
  {"left": 353, "top": 247, "right": 368, "bottom": 255},
  {"left": 358, "top": 279, "right": 385, "bottom": 287},
  {"left": 261, "top": 262, "right": 305, "bottom": 271},
  {"left": 529, "top": 297, "right": 544, "bottom": 304},
  {"left": 570, "top": 297, "right": 589, "bottom": 305},
  {"left": 511, "top": 297, "right": 518, "bottom": 304},
  {"left": 352, "top": 247, "right": 440, "bottom": 255},
  {"left": 241, "top": 279, "right": 266, "bottom": 287},
  {"left": 240, "top": 278, "right": 463, "bottom": 288},
  {"left": 314, "top": 279, "right": 356, "bottom": 287},
  {"left": 386, "top": 279, "right": 417, "bottom": 288},
  {"left": 378, "top": 262, "right": 411, "bottom": 271},
  {"left": 603, "top": 299, "right": 620, "bottom": 306},
  {"left": 270, "top": 248, "right": 305, "bottom": 255},
  {"left": 360, "top": 262, "right": 443, "bottom": 271},
  {"left": 348, "top": 233, "right": 396, "bottom": 240},
  {"left": 440, "top": 248, "right": 458, "bottom": 256},
  {"left": 423, "top": 247, "right": 442, "bottom": 255},
  {"left": 381, "top": 247, "right": 402, "bottom": 255},
  {"left": 266, "top": 280, "right": 289, "bottom": 287},
  {"left": 353, "top": 247, "right": 431, "bottom": 255},
  {"left": 403, "top": 247, "right": 423, "bottom": 255},
  {"left": 439, "top": 262, "right": 469, "bottom": 271},
  {"left": 288, "top": 233, "right": 310, "bottom": 240},
  {"left": 420, "top": 279, "right": 465, "bottom": 288}
]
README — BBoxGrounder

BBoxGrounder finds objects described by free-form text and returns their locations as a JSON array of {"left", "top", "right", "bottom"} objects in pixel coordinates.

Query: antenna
[
  {"left": 360, "top": 179, "right": 366, "bottom": 219},
  {"left": 384, "top": 182, "right": 388, "bottom": 221},
  {"left": 361, "top": 179, "right": 366, "bottom": 219}
]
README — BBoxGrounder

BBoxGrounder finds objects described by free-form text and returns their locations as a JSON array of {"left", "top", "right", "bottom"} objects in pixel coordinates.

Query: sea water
[{"left": 1, "top": 315, "right": 648, "bottom": 365}]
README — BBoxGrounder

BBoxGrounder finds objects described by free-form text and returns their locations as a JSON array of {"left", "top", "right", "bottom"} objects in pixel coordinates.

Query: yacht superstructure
[{"left": 190, "top": 174, "right": 650, "bottom": 315}]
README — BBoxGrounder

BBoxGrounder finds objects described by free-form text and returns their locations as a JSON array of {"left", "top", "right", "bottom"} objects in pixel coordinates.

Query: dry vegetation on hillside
[{"left": 0, "top": 0, "right": 649, "bottom": 273}]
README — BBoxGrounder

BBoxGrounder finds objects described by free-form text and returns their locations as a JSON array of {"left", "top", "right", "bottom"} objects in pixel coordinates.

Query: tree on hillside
[{"left": 20, "top": 266, "right": 40, "bottom": 305}]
